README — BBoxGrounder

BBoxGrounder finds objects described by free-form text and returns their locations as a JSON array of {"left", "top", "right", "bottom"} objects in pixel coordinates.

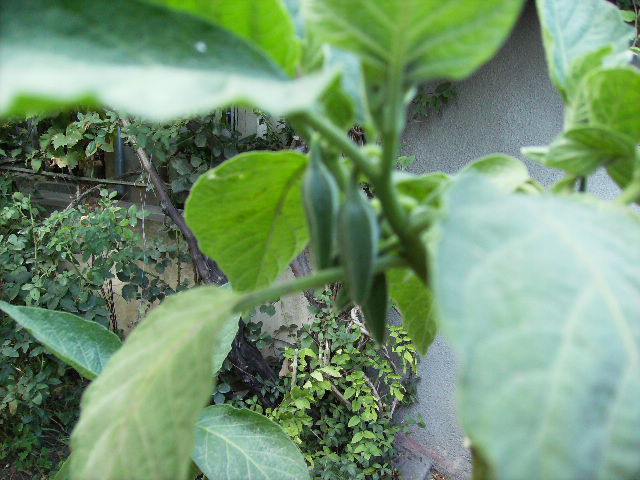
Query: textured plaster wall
[{"left": 395, "top": 3, "right": 625, "bottom": 479}]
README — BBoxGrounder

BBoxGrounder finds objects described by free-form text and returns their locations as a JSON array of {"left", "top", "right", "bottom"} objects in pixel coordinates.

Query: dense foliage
[
  {"left": 0, "top": 178, "right": 186, "bottom": 474},
  {"left": 217, "top": 292, "right": 419, "bottom": 479}
]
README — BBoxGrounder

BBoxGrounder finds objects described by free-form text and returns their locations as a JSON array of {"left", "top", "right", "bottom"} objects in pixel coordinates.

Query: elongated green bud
[
  {"left": 361, "top": 273, "right": 388, "bottom": 343},
  {"left": 303, "top": 142, "right": 339, "bottom": 270},
  {"left": 337, "top": 175, "right": 379, "bottom": 305}
]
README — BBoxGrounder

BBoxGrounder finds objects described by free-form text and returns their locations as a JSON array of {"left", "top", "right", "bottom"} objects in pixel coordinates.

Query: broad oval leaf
[
  {"left": 535, "top": 0, "right": 634, "bottom": 100},
  {"left": 0, "top": 0, "right": 331, "bottom": 121},
  {"left": 143, "top": 0, "right": 300, "bottom": 75},
  {"left": 186, "top": 151, "right": 309, "bottom": 292},
  {"left": 433, "top": 176, "right": 640, "bottom": 479},
  {"left": 460, "top": 154, "right": 529, "bottom": 192},
  {"left": 584, "top": 67, "right": 640, "bottom": 143},
  {"left": 70, "top": 286, "right": 238, "bottom": 480},
  {"left": 0, "top": 301, "right": 121, "bottom": 380},
  {"left": 388, "top": 268, "right": 436, "bottom": 355},
  {"left": 193, "top": 405, "right": 310, "bottom": 480},
  {"left": 303, "top": 0, "right": 525, "bottom": 85}
]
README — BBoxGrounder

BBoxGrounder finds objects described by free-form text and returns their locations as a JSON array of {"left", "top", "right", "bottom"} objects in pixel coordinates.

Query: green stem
[
  {"left": 616, "top": 179, "right": 640, "bottom": 205},
  {"left": 375, "top": 64, "right": 429, "bottom": 282},
  {"left": 232, "top": 255, "right": 406, "bottom": 313},
  {"left": 297, "top": 111, "right": 378, "bottom": 181}
]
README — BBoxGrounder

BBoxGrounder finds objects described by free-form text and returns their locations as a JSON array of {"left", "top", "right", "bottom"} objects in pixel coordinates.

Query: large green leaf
[
  {"left": 0, "top": 0, "right": 331, "bottom": 121},
  {"left": 584, "top": 68, "right": 640, "bottom": 143},
  {"left": 193, "top": 405, "right": 310, "bottom": 480},
  {"left": 303, "top": 0, "right": 525, "bottom": 85},
  {"left": 535, "top": 0, "right": 634, "bottom": 100},
  {"left": 0, "top": 301, "right": 121, "bottom": 380},
  {"left": 70, "top": 287, "right": 238, "bottom": 480},
  {"left": 544, "top": 127, "right": 637, "bottom": 176},
  {"left": 433, "top": 176, "right": 640, "bottom": 479},
  {"left": 388, "top": 268, "right": 436, "bottom": 355},
  {"left": 143, "top": 0, "right": 300, "bottom": 75},
  {"left": 186, "top": 151, "right": 309, "bottom": 292}
]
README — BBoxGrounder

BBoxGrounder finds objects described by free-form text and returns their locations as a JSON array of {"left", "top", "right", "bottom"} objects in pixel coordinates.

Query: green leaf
[
  {"left": 211, "top": 313, "right": 239, "bottom": 376},
  {"left": 193, "top": 405, "right": 310, "bottom": 480},
  {"left": 0, "top": 0, "right": 332, "bottom": 121},
  {"left": 186, "top": 151, "right": 309, "bottom": 292},
  {"left": 535, "top": 0, "right": 634, "bottom": 99},
  {"left": 620, "top": 10, "right": 638, "bottom": 23},
  {"left": 607, "top": 151, "right": 638, "bottom": 196},
  {"left": 584, "top": 67, "right": 640, "bottom": 143},
  {"left": 70, "top": 286, "right": 238, "bottom": 480},
  {"left": 53, "top": 458, "right": 71, "bottom": 480},
  {"left": 303, "top": 0, "right": 525, "bottom": 85},
  {"left": 388, "top": 268, "right": 436, "bottom": 355},
  {"left": 323, "top": 47, "right": 369, "bottom": 124},
  {"left": 0, "top": 301, "right": 121, "bottom": 380},
  {"left": 460, "top": 154, "right": 529, "bottom": 192},
  {"left": 394, "top": 171, "right": 450, "bottom": 205},
  {"left": 144, "top": 0, "right": 300, "bottom": 75},
  {"left": 348, "top": 415, "right": 360, "bottom": 428},
  {"left": 544, "top": 127, "right": 637, "bottom": 176},
  {"left": 433, "top": 175, "right": 640, "bottom": 479}
]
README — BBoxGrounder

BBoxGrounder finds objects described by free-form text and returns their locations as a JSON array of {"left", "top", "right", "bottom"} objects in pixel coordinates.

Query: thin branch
[
  {"left": 290, "top": 349, "right": 299, "bottom": 392},
  {"left": 330, "top": 383, "right": 352, "bottom": 409},
  {"left": 0, "top": 165, "right": 147, "bottom": 187},
  {"left": 63, "top": 184, "right": 104, "bottom": 211},
  {"left": 349, "top": 307, "right": 400, "bottom": 375},
  {"left": 119, "top": 117, "right": 221, "bottom": 285}
]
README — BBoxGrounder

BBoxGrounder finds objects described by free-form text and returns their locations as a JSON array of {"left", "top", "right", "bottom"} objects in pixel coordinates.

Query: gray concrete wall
[{"left": 395, "top": 3, "right": 626, "bottom": 479}]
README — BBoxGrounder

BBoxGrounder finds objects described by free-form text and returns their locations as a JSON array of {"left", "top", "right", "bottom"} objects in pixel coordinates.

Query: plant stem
[
  {"left": 376, "top": 64, "right": 429, "bottom": 282},
  {"left": 233, "top": 255, "right": 406, "bottom": 313},
  {"left": 297, "top": 111, "right": 378, "bottom": 180},
  {"left": 616, "top": 179, "right": 640, "bottom": 205}
]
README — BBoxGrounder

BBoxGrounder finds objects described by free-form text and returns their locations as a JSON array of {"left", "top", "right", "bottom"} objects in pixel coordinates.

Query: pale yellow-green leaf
[
  {"left": 185, "top": 151, "right": 309, "bottom": 292},
  {"left": 70, "top": 287, "right": 238, "bottom": 480}
]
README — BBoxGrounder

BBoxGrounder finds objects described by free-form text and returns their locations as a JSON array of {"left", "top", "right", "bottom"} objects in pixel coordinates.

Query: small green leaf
[
  {"left": 0, "top": 301, "right": 121, "bottom": 379},
  {"left": 310, "top": 370, "right": 324, "bottom": 381},
  {"left": 535, "top": 0, "right": 634, "bottom": 99},
  {"left": 70, "top": 286, "right": 238, "bottom": 480},
  {"left": 193, "top": 405, "right": 309, "bottom": 480},
  {"left": 547, "top": 126, "right": 637, "bottom": 176},
  {"left": 394, "top": 171, "right": 450, "bottom": 206},
  {"left": 433, "top": 175, "right": 640, "bottom": 479},
  {"left": 0, "top": 0, "right": 332, "bottom": 121},
  {"left": 348, "top": 416, "right": 360, "bottom": 428},
  {"left": 460, "top": 154, "right": 529, "bottom": 192},
  {"left": 186, "top": 151, "right": 309, "bottom": 292},
  {"left": 388, "top": 269, "right": 436, "bottom": 355},
  {"left": 320, "top": 366, "right": 341, "bottom": 377},
  {"left": 211, "top": 313, "right": 239, "bottom": 377},
  {"left": 620, "top": 10, "right": 637, "bottom": 22}
]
